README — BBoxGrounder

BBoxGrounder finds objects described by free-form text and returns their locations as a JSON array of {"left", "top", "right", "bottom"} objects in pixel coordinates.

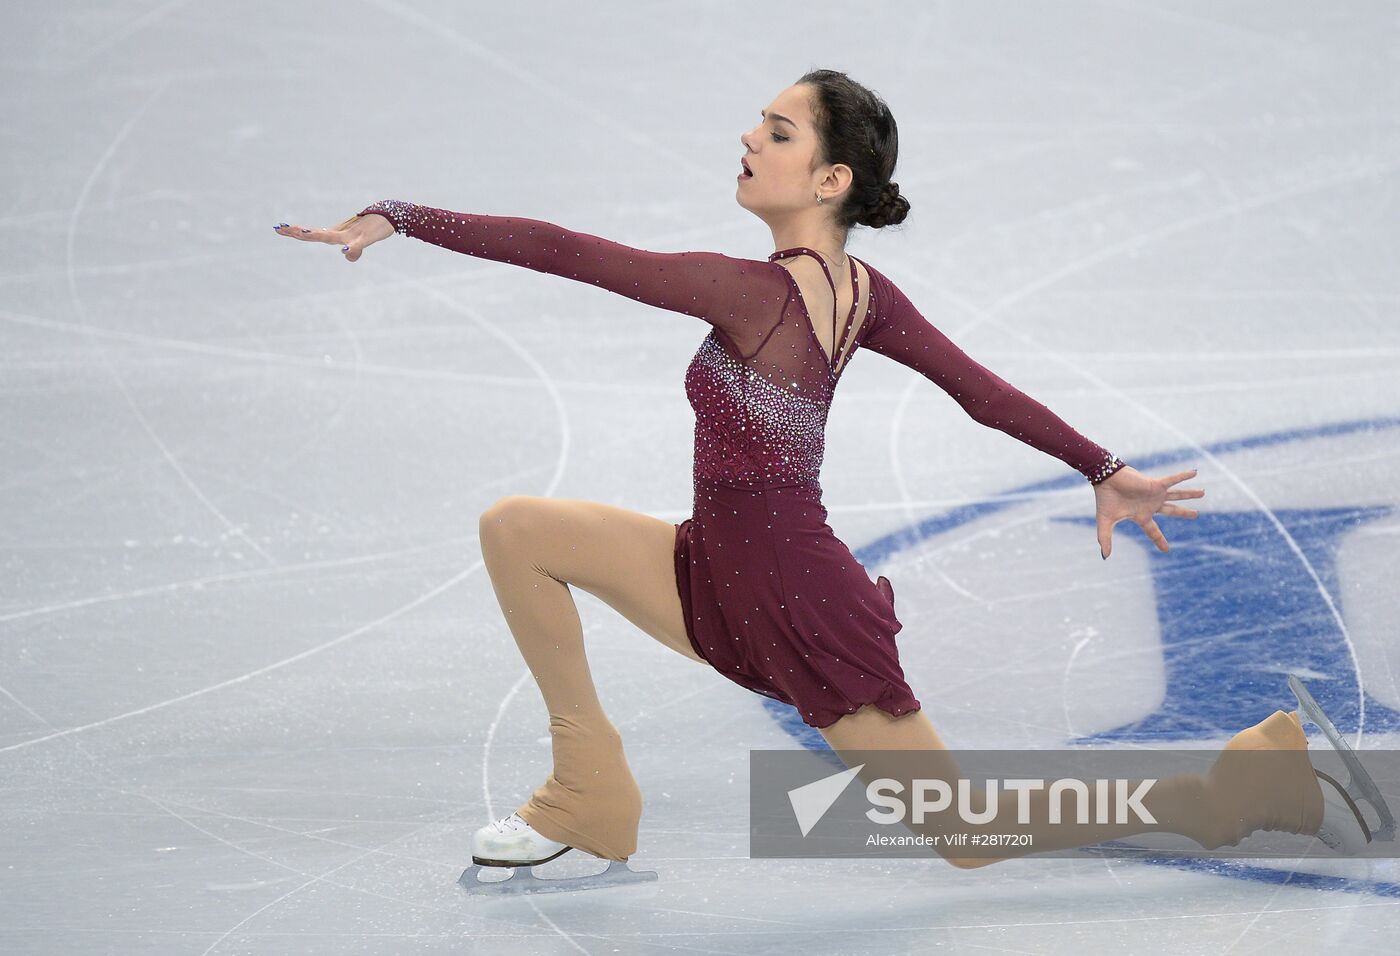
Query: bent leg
[{"left": 477, "top": 494, "right": 703, "bottom": 861}]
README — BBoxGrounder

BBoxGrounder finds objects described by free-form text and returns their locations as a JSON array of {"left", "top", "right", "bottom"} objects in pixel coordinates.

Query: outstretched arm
[
  {"left": 860, "top": 269, "right": 1127, "bottom": 485},
  {"left": 861, "top": 269, "right": 1206, "bottom": 560},
  {"left": 355, "top": 199, "right": 788, "bottom": 355}
]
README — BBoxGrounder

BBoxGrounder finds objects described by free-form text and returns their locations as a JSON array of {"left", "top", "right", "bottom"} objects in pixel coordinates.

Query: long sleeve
[
  {"left": 860, "top": 267, "right": 1127, "bottom": 485},
  {"left": 355, "top": 199, "right": 789, "bottom": 357}
]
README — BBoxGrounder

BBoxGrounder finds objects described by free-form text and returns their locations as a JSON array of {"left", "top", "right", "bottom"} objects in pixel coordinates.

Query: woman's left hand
[{"left": 1095, "top": 466, "right": 1203, "bottom": 559}]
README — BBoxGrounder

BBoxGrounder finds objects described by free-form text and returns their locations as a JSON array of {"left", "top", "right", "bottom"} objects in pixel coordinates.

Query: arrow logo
[{"left": 787, "top": 764, "right": 865, "bottom": 836}]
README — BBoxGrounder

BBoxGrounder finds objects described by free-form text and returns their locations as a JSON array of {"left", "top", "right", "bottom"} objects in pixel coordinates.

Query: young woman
[{"left": 276, "top": 69, "right": 1377, "bottom": 889}]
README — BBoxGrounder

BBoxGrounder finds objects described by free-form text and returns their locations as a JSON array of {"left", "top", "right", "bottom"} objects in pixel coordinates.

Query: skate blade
[
  {"left": 471, "top": 845, "right": 572, "bottom": 867},
  {"left": 1288, "top": 674, "right": 1396, "bottom": 841},
  {"left": 458, "top": 859, "right": 659, "bottom": 896}
]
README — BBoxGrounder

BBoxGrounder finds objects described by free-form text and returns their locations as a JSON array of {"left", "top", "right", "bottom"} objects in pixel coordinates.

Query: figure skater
[{"left": 275, "top": 69, "right": 1386, "bottom": 893}]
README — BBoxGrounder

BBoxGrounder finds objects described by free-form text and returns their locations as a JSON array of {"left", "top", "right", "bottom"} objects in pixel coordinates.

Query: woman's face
[{"left": 736, "top": 84, "right": 826, "bottom": 217}]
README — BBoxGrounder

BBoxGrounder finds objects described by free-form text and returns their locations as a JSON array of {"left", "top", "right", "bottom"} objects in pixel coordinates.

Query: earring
[{"left": 815, "top": 193, "right": 824, "bottom": 204}]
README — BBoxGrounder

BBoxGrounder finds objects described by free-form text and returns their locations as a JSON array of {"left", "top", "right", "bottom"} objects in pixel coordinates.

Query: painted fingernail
[
  {"left": 301, "top": 227, "right": 310, "bottom": 233},
  {"left": 278, "top": 222, "right": 288, "bottom": 227},
  {"left": 341, "top": 245, "right": 349, "bottom": 252},
  {"left": 1101, "top": 551, "right": 1107, "bottom": 560}
]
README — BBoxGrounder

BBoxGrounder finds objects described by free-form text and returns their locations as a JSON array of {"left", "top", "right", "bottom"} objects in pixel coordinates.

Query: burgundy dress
[{"left": 355, "top": 199, "right": 1127, "bottom": 728}]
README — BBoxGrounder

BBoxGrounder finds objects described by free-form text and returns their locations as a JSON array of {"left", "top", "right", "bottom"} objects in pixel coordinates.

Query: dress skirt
[{"left": 673, "top": 475, "right": 922, "bottom": 729}]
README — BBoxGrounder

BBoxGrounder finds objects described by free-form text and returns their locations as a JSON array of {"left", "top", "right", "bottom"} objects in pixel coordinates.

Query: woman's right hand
[{"left": 273, "top": 212, "right": 396, "bottom": 262}]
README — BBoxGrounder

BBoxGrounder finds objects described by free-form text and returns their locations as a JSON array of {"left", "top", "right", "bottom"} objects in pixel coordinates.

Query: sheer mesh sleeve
[
  {"left": 355, "top": 199, "right": 788, "bottom": 358},
  {"left": 860, "top": 267, "right": 1127, "bottom": 485}
]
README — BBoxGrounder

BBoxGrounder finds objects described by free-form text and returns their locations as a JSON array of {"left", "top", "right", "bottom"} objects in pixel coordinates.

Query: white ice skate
[
  {"left": 1289, "top": 674, "right": 1396, "bottom": 854},
  {"left": 458, "top": 810, "right": 659, "bottom": 896}
]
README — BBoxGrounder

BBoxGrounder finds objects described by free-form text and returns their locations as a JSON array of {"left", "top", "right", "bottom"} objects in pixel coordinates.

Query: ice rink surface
[{"left": 3, "top": 0, "right": 1399, "bottom": 952}]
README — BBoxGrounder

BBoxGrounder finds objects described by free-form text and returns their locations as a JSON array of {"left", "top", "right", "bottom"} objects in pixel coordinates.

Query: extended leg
[
  {"left": 818, "top": 704, "right": 1322, "bottom": 869},
  {"left": 477, "top": 495, "right": 703, "bottom": 862}
]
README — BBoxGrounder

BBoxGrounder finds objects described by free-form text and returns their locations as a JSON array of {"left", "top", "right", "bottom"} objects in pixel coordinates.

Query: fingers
[
  {"left": 1165, "top": 487, "right": 1205, "bottom": 501},
  {"left": 1098, "top": 510, "right": 1183, "bottom": 559},
  {"left": 273, "top": 220, "right": 362, "bottom": 262},
  {"left": 273, "top": 222, "right": 344, "bottom": 244},
  {"left": 1140, "top": 516, "right": 1169, "bottom": 552},
  {"left": 1165, "top": 468, "right": 1200, "bottom": 486},
  {"left": 1158, "top": 503, "right": 1199, "bottom": 519}
]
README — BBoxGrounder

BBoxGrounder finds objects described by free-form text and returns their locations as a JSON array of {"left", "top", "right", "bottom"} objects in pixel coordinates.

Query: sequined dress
[{"left": 356, "top": 199, "right": 1127, "bottom": 728}]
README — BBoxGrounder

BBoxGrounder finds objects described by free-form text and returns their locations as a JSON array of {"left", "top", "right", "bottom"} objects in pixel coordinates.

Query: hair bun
[{"left": 858, "top": 179, "right": 908, "bottom": 229}]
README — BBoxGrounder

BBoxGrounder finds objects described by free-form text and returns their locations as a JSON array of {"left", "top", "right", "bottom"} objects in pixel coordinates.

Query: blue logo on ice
[{"left": 1064, "top": 504, "right": 1400, "bottom": 742}]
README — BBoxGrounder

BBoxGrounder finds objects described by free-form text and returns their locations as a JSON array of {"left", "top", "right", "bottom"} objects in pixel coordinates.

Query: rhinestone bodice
[
  {"left": 682, "top": 244, "right": 862, "bottom": 494},
  {"left": 684, "top": 331, "right": 828, "bottom": 490}
]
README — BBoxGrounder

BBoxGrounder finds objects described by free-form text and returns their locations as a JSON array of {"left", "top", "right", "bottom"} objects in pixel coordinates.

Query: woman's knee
[{"left": 479, "top": 495, "right": 544, "bottom": 549}]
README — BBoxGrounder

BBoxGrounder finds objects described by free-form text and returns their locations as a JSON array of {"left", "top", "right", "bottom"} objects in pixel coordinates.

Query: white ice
[{"left": 2, "top": 0, "right": 1399, "bottom": 953}]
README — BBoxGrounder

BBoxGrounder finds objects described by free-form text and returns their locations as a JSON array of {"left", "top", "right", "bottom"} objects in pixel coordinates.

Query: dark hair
[{"left": 796, "top": 68, "right": 910, "bottom": 231}]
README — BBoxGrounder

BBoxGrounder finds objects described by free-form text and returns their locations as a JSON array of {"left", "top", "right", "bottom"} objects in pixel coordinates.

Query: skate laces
[{"left": 490, "top": 811, "right": 531, "bottom": 835}]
